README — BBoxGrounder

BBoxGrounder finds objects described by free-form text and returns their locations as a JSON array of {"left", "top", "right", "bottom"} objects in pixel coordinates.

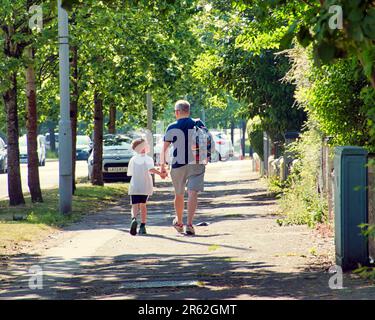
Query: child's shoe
[
  {"left": 130, "top": 218, "right": 138, "bottom": 236},
  {"left": 139, "top": 224, "right": 147, "bottom": 235}
]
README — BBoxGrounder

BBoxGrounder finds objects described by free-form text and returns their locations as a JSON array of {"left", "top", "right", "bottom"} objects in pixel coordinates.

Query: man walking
[{"left": 160, "top": 100, "right": 207, "bottom": 236}]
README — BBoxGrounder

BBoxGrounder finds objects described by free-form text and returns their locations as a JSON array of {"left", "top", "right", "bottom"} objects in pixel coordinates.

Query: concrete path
[{"left": 0, "top": 160, "right": 374, "bottom": 299}]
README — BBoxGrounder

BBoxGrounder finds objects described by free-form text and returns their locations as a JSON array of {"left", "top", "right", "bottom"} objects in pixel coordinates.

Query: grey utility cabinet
[{"left": 334, "top": 146, "right": 369, "bottom": 270}]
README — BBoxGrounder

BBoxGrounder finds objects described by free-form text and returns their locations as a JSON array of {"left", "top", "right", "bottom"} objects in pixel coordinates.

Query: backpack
[{"left": 191, "top": 120, "right": 215, "bottom": 165}]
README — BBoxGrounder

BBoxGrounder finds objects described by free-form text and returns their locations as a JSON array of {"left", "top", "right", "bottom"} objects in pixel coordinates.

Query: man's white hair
[{"left": 175, "top": 100, "right": 190, "bottom": 114}]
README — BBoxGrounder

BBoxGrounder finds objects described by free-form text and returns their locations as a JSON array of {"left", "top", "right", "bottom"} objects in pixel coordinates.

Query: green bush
[
  {"left": 247, "top": 116, "right": 264, "bottom": 160},
  {"left": 277, "top": 125, "right": 328, "bottom": 227}
]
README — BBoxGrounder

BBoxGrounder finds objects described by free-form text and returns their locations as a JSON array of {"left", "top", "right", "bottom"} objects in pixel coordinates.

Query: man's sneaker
[
  {"left": 139, "top": 224, "right": 147, "bottom": 235},
  {"left": 185, "top": 224, "right": 195, "bottom": 236},
  {"left": 173, "top": 218, "right": 184, "bottom": 234},
  {"left": 130, "top": 218, "right": 138, "bottom": 236}
]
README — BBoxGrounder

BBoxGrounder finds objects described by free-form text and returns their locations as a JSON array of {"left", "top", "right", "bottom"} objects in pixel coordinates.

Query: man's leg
[
  {"left": 170, "top": 167, "right": 188, "bottom": 226},
  {"left": 186, "top": 164, "right": 205, "bottom": 228},
  {"left": 187, "top": 190, "right": 198, "bottom": 226},
  {"left": 174, "top": 194, "right": 184, "bottom": 225}
]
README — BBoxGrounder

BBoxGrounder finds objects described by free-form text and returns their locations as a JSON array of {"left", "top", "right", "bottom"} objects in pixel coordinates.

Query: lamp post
[
  {"left": 58, "top": 0, "right": 72, "bottom": 214},
  {"left": 146, "top": 92, "right": 155, "bottom": 185}
]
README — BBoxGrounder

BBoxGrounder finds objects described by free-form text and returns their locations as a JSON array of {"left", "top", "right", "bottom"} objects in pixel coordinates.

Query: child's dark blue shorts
[{"left": 130, "top": 195, "right": 149, "bottom": 205}]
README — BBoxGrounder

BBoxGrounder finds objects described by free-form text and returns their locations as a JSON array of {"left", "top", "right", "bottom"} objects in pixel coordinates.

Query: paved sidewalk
[{"left": 0, "top": 160, "right": 374, "bottom": 299}]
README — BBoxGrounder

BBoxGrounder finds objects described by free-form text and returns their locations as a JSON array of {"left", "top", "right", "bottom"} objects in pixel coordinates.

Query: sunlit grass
[{"left": 0, "top": 183, "right": 128, "bottom": 256}]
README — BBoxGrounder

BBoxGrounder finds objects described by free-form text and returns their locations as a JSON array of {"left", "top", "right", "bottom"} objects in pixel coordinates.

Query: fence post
[
  {"left": 323, "top": 137, "right": 335, "bottom": 222},
  {"left": 327, "top": 146, "right": 335, "bottom": 222}
]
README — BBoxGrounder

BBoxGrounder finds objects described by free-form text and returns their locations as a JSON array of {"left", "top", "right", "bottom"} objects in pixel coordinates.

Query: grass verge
[{"left": 0, "top": 183, "right": 128, "bottom": 256}]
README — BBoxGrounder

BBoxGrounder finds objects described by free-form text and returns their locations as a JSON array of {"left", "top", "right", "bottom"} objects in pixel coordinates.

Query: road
[{"left": 0, "top": 160, "right": 89, "bottom": 200}]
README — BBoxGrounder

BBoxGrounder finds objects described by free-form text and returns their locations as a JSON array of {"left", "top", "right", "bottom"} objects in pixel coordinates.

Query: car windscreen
[
  {"left": 103, "top": 136, "right": 132, "bottom": 147},
  {"left": 77, "top": 136, "right": 91, "bottom": 145}
]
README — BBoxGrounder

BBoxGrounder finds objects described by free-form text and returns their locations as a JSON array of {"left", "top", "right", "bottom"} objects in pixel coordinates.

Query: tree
[
  {"left": 91, "top": 91, "right": 104, "bottom": 186},
  {"left": 25, "top": 46, "right": 43, "bottom": 202},
  {"left": 234, "top": 0, "right": 375, "bottom": 88},
  {"left": 0, "top": 1, "right": 31, "bottom": 206},
  {"left": 191, "top": 3, "right": 306, "bottom": 142}
]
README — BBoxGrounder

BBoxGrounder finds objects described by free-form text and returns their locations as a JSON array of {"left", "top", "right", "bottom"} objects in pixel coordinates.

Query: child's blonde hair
[{"left": 131, "top": 138, "right": 146, "bottom": 152}]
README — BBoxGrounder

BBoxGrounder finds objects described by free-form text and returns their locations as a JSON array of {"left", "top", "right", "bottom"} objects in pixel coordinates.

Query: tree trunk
[
  {"left": 25, "top": 47, "right": 43, "bottom": 203},
  {"left": 241, "top": 120, "right": 246, "bottom": 157},
  {"left": 108, "top": 106, "right": 116, "bottom": 134},
  {"left": 70, "top": 46, "right": 79, "bottom": 194},
  {"left": 92, "top": 92, "right": 104, "bottom": 186},
  {"left": 48, "top": 124, "right": 56, "bottom": 152},
  {"left": 230, "top": 121, "right": 235, "bottom": 145},
  {"left": 3, "top": 72, "right": 25, "bottom": 206}
]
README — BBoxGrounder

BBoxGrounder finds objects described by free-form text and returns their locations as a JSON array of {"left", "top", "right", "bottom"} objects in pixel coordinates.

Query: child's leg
[
  {"left": 140, "top": 203, "right": 147, "bottom": 224},
  {"left": 132, "top": 204, "right": 140, "bottom": 220}
]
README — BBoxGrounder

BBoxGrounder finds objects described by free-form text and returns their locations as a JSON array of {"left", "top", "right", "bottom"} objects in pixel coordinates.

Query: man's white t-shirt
[{"left": 128, "top": 154, "right": 155, "bottom": 196}]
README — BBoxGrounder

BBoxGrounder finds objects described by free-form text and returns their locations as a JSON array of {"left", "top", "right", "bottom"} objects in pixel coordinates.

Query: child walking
[{"left": 127, "top": 138, "right": 166, "bottom": 236}]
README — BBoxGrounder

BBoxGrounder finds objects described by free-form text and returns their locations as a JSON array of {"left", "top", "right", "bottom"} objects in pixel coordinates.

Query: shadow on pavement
[{"left": 1, "top": 252, "right": 373, "bottom": 300}]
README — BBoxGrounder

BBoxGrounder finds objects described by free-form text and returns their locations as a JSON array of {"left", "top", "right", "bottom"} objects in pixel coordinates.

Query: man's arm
[{"left": 160, "top": 141, "right": 171, "bottom": 173}]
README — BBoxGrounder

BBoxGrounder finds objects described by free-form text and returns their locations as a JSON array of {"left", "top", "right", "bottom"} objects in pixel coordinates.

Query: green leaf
[
  {"left": 316, "top": 41, "right": 336, "bottom": 64},
  {"left": 297, "top": 26, "right": 313, "bottom": 48},
  {"left": 348, "top": 8, "right": 364, "bottom": 23},
  {"left": 348, "top": 23, "right": 365, "bottom": 42},
  {"left": 362, "top": 15, "right": 375, "bottom": 40},
  {"left": 280, "top": 21, "right": 298, "bottom": 49},
  {"left": 61, "top": 0, "right": 82, "bottom": 11}
]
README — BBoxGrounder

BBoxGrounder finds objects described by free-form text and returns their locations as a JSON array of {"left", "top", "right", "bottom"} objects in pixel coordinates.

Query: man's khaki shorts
[{"left": 170, "top": 164, "right": 206, "bottom": 195}]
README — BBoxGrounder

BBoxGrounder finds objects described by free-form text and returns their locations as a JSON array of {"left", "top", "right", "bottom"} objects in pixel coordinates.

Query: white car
[
  {"left": 45, "top": 132, "right": 59, "bottom": 151},
  {"left": 153, "top": 134, "right": 174, "bottom": 166},
  {"left": 211, "top": 132, "right": 234, "bottom": 161},
  {"left": 76, "top": 135, "right": 92, "bottom": 161},
  {"left": 88, "top": 134, "right": 135, "bottom": 182},
  {"left": 0, "top": 137, "right": 7, "bottom": 174},
  {"left": 19, "top": 135, "right": 46, "bottom": 166}
]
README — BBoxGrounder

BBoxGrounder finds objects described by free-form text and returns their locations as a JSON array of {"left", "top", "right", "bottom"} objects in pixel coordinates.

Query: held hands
[
  {"left": 159, "top": 166, "right": 169, "bottom": 180},
  {"left": 160, "top": 171, "right": 168, "bottom": 180}
]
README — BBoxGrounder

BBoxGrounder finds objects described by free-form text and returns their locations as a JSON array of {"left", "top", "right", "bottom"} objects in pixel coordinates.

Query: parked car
[
  {"left": 153, "top": 134, "right": 175, "bottom": 166},
  {"left": 19, "top": 135, "right": 46, "bottom": 166},
  {"left": 153, "top": 134, "right": 163, "bottom": 165},
  {"left": 0, "top": 137, "right": 7, "bottom": 174},
  {"left": 88, "top": 134, "right": 135, "bottom": 182},
  {"left": 76, "top": 135, "right": 92, "bottom": 161},
  {"left": 211, "top": 132, "right": 234, "bottom": 161},
  {"left": 45, "top": 132, "right": 59, "bottom": 151}
]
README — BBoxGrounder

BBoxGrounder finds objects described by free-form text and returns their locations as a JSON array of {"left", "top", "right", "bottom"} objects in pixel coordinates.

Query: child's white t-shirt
[{"left": 127, "top": 154, "right": 155, "bottom": 196}]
